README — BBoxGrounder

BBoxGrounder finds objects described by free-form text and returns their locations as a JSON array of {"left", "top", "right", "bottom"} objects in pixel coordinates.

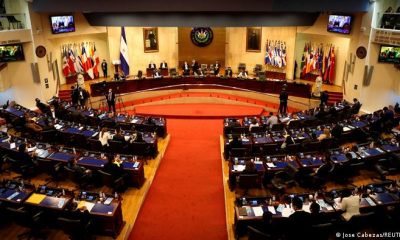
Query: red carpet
[
  {"left": 134, "top": 103, "right": 263, "bottom": 118},
  {"left": 129, "top": 119, "right": 227, "bottom": 240}
]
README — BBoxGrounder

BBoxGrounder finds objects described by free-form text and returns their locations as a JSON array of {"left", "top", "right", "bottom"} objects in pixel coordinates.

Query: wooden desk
[
  {"left": 89, "top": 76, "right": 312, "bottom": 99},
  {"left": 80, "top": 199, "right": 124, "bottom": 237},
  {"left": 77, "top": 157, "right": 145, "bottom": 188}
]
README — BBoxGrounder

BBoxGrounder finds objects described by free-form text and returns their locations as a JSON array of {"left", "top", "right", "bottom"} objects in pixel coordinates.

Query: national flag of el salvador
[{"left": 120, "top": 27, "right": 129, "bottom": 76}]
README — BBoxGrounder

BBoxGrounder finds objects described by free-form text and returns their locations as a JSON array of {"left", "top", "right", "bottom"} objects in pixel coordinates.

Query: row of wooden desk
[
  {"left": 234, "top": 181, "right": 400, "bottom": 236},
  {"left": 0, "top": 181, "right": 123, "bottom": 237},
  {"left": 228, "top": 142, "right": 400, "bottom": 189},
  {"left": 0, "top": 135, "right": 145, "bottom": 188},
  {"left": 89, "top": 76, "right": 312, "bottom": 98}
]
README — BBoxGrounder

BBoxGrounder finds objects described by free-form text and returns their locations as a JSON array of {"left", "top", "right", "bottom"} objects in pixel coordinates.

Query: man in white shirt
[
  {"left": 266, "top": 112, "right": 278, "bottom": 128},
  {"left": 237, "top": 69, "right": 248, "bottom": 79},
  {"left": 340, "top": 189, "right": 360, "bottom": 221}
]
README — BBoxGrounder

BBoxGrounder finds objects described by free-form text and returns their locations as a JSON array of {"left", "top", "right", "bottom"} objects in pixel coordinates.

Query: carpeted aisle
[{"left": 129, "top": 119, "right": 227, "bottom": 240}]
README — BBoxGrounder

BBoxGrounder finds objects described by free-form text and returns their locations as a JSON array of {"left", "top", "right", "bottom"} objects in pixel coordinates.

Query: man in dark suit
[
  {"left": 160, "top": 61, "right": 168, "bottom": 70},
  {"left": 225, "top": 67, "right": 233, "bottom": 77},
  {"left": 35, "top": 98, "right": 50, "bottom": 114},
  {"left": 351, "top": 98, "right": 361, "bottom": 114},
  {"left": 287, "top": 196, "right": 312, "bottom": 240},
  {"left": 214, "top": 61, "right": 220, "bottom": 75},
  {"left": 113, "top": 129, "right": 125, "bottom": 142},
  {"left": 191, "top": 59, "right": 199, "bottom": 75},
  {"left": 106, "top": 88, "right": 116, "bottom": 113},
  {"left": 101, "top": 59, "right": 108, "bottom": 78},
  {"left": 71, "top": 85, "right": 79, "bottom": 106},
  {"left": 279, "top": 86, "right": 289, "bottom": 116},
  {"left": 148, "top": 61, "right": 156, "bottom": 70},
  {"left": 182, "top": 61, "right": 190, "bottom": 76},
  {"left": 153, "top": 69, "right": 162, "bottom": 78},
  {"left": 331, "top": 123, "right": 343, "bottom": 139}
]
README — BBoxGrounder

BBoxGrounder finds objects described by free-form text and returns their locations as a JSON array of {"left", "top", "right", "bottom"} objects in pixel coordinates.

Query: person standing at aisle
[
  {"left": 106, "top": 88, "right": 116, "bottom": 113},
  {"left": 279, "top": 85, "right": 288, "bottom": 116}
]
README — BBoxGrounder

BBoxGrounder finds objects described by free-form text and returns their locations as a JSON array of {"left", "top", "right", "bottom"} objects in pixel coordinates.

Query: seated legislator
[
  {"left": 237, "top": 69, "right": 248, "bottom": 79},
  {"left": 195, "top": 68, "right": 204, "bottom": 77},
  {"left": 310, "top": 201, "right": 330, "bottom": 225},
  {"left": 214, "top": 61, "right": 220, "bottom": 75},
  {"left": 148, "top": 61, "right": 156, "bottom": 70},
  {"left": 160, "top": 61, "right": 168, "bottom": 70},
  {"left": 226, "top": 135, "right": 243, "bottom": 157},
  {"left": 317, "top": 128, "right": 331, "bottom": 141},
  {"left": 104, "top": 154, "right": 125, "bottom": 180},
  {"left": 113, "top": 129, "right": 126, "bottom": 142},
  {"left": 35, "top": 98, "right": 50, "bottom": 114},
  {"left": 153, "top": 69, "right": 162, "bottom": 78},
  {"left": 351, "top": 98, "right": 362, "bottom": 114},
  {"left": 48, "top": 105, "right": 60, "bottom": 120},
  {"left": 131, "top": 132, "right": 145, "bottom": 143},
  {"left": 191, "top": 59, "right": 199, "bottom": 75},
  {"left": 242, "top": 161, "right": 257, "bottom": 174},
  {"left": 340, "top": 189, "right": 360, "bottom": 221},
  {"left": 248, "top": 119, "right": 259, "bottom": 132},
  {"left": 16, "top": 143, "right": 36, "bottom": 167},
  {"left": 225, "top": 67, "right": 233, "bottom": 77},
  {"left": 266, "top": 112, "right": 278, "bottom": 129},
  {"left": 182, "top": 61, "right": 190, "bottom": 76}
]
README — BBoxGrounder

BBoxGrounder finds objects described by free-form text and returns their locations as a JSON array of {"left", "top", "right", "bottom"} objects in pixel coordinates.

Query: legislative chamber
[{"left": 0, "top": 0, "right": 400, "bottom": 239}]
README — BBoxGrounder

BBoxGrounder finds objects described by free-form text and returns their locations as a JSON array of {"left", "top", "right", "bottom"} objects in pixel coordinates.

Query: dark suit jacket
[
  {"left": 106, "top": 92, "right": 116, "bottom": 103},
  {"left": 287, "top": 210, "right": 312, "bottom": 239},
  {"left": 148, "top": 63, "right": 156, "bottom": 69},
  {"left": 113, "top": 134, "right": 125, "bottom": 142},
  {"left": 160, "top": 62, "right": 168, "bottom": 69}
]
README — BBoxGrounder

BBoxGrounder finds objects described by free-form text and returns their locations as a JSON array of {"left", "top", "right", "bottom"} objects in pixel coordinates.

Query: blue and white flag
[{"left": 120, "top": 27, "right": 130, "bottom": 76}]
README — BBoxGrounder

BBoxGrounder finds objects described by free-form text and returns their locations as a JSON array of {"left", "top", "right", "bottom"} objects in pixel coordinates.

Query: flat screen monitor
[
  {"left": 50, "top": 15, "right": 75, "bottom": 34},
  {"left": 0, "top": 44, "right": 25, "bottom": 62},
  {"left": 378, "top": 45, "right": 400, "bottom": 64},
  {"left": 327, "top": 15, "right": 352, "bottom": 34}
]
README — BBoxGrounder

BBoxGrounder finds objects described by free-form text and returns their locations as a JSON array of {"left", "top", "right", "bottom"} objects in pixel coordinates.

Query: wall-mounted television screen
[
  {"left": 50, "top": 15, "right": 75, "bottom": 34},
  {"left": 378, "top": 45, "right": 400, "bottom": 64},
  {"left": 327, "top": 15, "right": 352, "bottom": 34},
  {"left": 0, "top": 44, "right": 25, "bottom": 62}
]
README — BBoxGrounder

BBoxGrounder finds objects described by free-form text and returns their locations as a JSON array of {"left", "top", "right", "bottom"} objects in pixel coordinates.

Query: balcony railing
[{"left": 0, "top": 13, "right": 27, "bottom": 31}]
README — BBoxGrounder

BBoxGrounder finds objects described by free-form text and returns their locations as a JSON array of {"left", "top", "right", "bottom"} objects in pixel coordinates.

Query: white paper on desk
[
  {"left": 252, "top": 206, "right": 264, "bottom": 217},
  {"left": 54, "top": 124, "right": 62, "bottom": 130},
  {"left": 92, "top": 132, "right": 98, "bottom": 137},
  {"left": 233, "top": 165, "right": 245, "bottom": 171},
  {"left": 131, "top": 119, "right": 139, "bottom": 123},
  {"left": 343, "top": 127, "right": 351, "bottom": 132},
  {"left": 79, "top": 127, "right": 83, "bottom": 131},
  {"left": 82, "top": 201, "right": 95, "bottom": 212},
  {"left": 27, "top": 146, "right": 37, "bottom": 152},
  {"left": 268, "top": 206, "right": 276, "bottom": 214},
  {"left": 266, "top": 162, "right": 276, "bottom": 168},
  {"left": 124, "top": 136, "right": 130, "bottom": 141},
  {"left": 254, "top": 161, "right": 263, "bottom": 165},
  {"left": 10, "top": 142, "right": 16, "bottom": 149},
  {"left": 281, "top": 207, "right": 294, "bottom": 217}
]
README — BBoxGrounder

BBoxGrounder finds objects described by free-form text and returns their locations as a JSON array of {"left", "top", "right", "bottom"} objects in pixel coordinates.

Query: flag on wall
[
  {"left": 264, "top": 40, "right": 287, "bottom": 69},
  {"left": 120, "top": 26, "right": 130, "bottom": 76}
]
